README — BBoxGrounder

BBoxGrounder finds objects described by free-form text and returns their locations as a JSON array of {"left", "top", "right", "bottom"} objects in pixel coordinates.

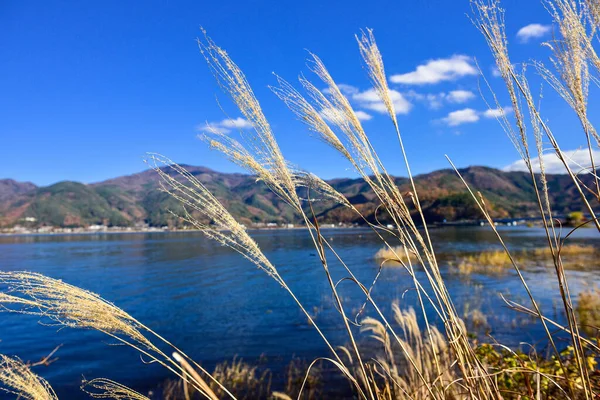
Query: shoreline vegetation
[{"left": 2, "top": 0, "right": 600, "bottom": 398}]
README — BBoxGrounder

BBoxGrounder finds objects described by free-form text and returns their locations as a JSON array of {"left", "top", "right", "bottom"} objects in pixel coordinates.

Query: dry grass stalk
[
  {"left": 196, "top": 32, "right": 381, "bottom": 399},
  {"left": 210, "top": 357, "right": 272, "bottom": 399},
  {"left": 0, "top": 271, "right": 233, "bottom": 399},
  {"left": 193, "top": 27, "right": 502, "bottom": 399},
  {"left": 197, "top": 29, "right": 300, "bottom": 211},
  {"left": 470, "top": 0, "right": 600, "bottom": 395},
  {"left": 0, "top": 355, "right": 57, "bottom": 400},
  {"left": 147, "top": 156, "right": 352, "bottom": 384},
  {"left": 538, "top": 0, "right": 600, "bottom": 195},
  {"left": 81, "top": 378, "right": 150, "bottom": 400},
  {"left": 361, "top": 304, "right": 459, "bottom": 399},
  {"left": 0, "top": 271, "right": 157, "bottom": 352},
  {"left": 147, "top": 154, "right": 282, "bottom": 285}
]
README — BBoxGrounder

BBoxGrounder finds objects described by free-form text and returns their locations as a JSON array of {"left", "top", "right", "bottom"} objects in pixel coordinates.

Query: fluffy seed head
[
  {"left": 197, "top": 29, "right": 299, "bottom": 208},
  {"left": 0, "top": 272, "right": 156, "bottom": 352},
  {"left": 148, "top": 154, "right": 281, "bottom": 283},
  {"left": 81, "top": 378, "right": 150, "bottom": 400},
  {"left": 0, "top": 355, "right": 58, "bottom": 400}
]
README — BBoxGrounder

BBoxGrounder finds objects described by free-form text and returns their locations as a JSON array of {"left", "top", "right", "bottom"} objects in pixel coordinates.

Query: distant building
[{"left": 88, "top": 225, "right": 108, "bottom": 231}]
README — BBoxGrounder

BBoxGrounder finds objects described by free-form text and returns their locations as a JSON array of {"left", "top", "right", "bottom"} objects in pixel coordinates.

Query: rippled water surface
[{"left": 0, "top": 227, "right": 598, "bottom": 398}]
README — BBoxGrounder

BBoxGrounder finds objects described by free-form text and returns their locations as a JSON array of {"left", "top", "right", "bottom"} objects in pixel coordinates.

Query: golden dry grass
[
  {"left": 0, "top": 355, "right": 57, "bottom": 400},
  {"left": 576, "top": 288, "right": 600, "bottom": 336},
  {"left": 531, "top": 243, "right": 597, "bottom": 257},
  {"left": 456, "top": 250, "right": 513, "bottom": 275},
  {"left": 361, "top": 303, "right": 459, "bottom": 399},
  {"left": 0, "top": 272, "right": 157, "bottom": 352},
  {"left": 163, "top": 358, "right": 272, "bottom": 400},
  {"left": 455, "top": 244, "right": 598, "bottom": 275},
  {"left": 81, "top": 378, "right": 150, "bottom": 400},
  {"left": 210, "top": 358, "right": 272, "bottom": 399},
  {"left": 373, "top": 246, "right": 416, "bottom": 266}
]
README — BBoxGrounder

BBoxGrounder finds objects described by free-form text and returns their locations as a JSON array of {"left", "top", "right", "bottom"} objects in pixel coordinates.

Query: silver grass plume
[
  {"left": 356, "top": 29, "right": 397, "bottom": 124},
  {"left": 0, "top": 355, "right": 58, "bottom": 400},
  {"left": 81, "top": 378, "right": 150, "bottom": 400},
  {"left": 0, "top": 272, "right": 158, "bottom": 352},
  {"left": 147, "top": 154, "right": 282, "bottom": 285},
  {"left": 197, "top": 29, "right": 300, "bottom": 209}
]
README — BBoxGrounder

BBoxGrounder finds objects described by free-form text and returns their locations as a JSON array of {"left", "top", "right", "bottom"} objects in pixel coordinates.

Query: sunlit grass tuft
[
  {"left": 0, "top": 355, "right": 57, "bottom": 400},
  {"left": 373, "top": 246, "right": 416, "bottom": 266},
  {"left": 456, "top": 250, "right": 513, "bottom": 275},
  {"left": 576, "top": 288, "right": 600, "bottom": 336}
]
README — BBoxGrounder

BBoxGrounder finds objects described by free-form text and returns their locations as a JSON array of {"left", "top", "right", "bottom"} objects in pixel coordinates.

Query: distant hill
[{"left": 0, "top": 165, "right": 596, "bottom": 228}]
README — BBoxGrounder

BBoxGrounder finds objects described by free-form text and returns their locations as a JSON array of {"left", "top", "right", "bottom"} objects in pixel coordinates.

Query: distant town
[{"left": 0, "top": 218, "right": 538, "bottom": 236}]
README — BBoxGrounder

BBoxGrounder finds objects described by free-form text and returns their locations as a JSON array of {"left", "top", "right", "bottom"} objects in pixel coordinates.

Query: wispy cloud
[
  {"left": 516, "top": 23, "right": 551, "bottom": 43},
  {"left": 389, "top": 55, "right": 477, "bottom": 85},
  {"left": 441, "top": 108, "right": 480, "bottom": 126},
  {"left": 405, "top": 89, "right": 476, "bottom": 109},
  {"left": 446, "top": 90, "right": 476, "bottom": 103},
  {"left": 439, "top": 106, "right": 512, "bottom": 126},
  {"left": 328, "top": 84, "right": 411, "bottom": 115},
  {"left": 352, "top": 88, "right": 412, "bottom": 114},
  {"left": 335, "top": 83, "right": 360, "bottom": 95},
  {"left": 482, "top": 106, "right": 512, "bottom": 118},
  {"left": 354, "top": 110, "right": 373, "bottom": 121},
  {"left": 196, "top": 117, "right": 253, "bottom": 134},
  {"left": 504, "top": 149, "right": 600, "bottom": 174}
]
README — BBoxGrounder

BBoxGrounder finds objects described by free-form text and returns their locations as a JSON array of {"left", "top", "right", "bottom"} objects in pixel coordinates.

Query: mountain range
[{"left": 0, "top": 165, "right": 594, "bottom": 228}]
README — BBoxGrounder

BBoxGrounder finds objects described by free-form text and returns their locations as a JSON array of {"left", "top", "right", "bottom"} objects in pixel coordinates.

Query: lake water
[{"left": 0, "top": 226, "right": 599, "bottom": 398}]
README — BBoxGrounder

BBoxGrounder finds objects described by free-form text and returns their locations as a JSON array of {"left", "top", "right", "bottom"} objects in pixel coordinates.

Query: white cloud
[
  {"left": 516, "top": 23, "right": 551, "bottom": 43},
  {"left": 325, "top": 84, "right": 412, "bottom": 116},
  {"left": 390, "top": 55, "right": 477, "bottom": 85},
  {"left": 219, "top": 117, "right": 253, "bottom": 129},
  {"left": 483, "top": 106, "right": 513, "bottom": 118},
  {"left": 503, "top": 149, "right": 600, "bottom": 174},
  {"left": 336, "top": 83, "right": 360, "bottom": 95},
  {"left": 441, "top": 108, "right": 480, "bottom": 126},
  {"left": 447, "top": 90, "right": 476, "bottom": 103},
  {"left": 352, "top": 88, "right": 412, "bottom": 114},
  {"left": 197, "top": 117, "right": 253, "bottom": 134},
  {"left": 424, "top": 90, "right": 477, "bottom": 108},
  {"left": 425, "top": 94, "right": 444, "bottom": 109},
  {"left": 354, "top": 110, "right": 373, "bottom": 121},
  {"left": 439, "top": 106, "right": 513, "bottom": 126}
]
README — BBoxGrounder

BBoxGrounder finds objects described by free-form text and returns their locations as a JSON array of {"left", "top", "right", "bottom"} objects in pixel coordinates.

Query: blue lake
[{"left": 0, "top": 226, "right": 598, "bottom": 398}]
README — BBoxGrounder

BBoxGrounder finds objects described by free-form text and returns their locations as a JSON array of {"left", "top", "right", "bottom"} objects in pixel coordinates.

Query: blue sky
[{"left": 1, "top": 0, "right": 597, "bottom": 186}]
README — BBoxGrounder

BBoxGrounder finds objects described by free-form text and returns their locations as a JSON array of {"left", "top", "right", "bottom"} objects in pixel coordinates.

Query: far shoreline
[{"left": 0, "top": 220, "right": 549, "bottom": 238}]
